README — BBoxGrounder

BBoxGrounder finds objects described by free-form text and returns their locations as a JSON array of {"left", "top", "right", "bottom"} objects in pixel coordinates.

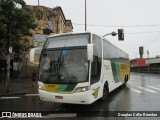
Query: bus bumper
[{"left": 38, "top": 89, "right": 94, "bottom": 104}]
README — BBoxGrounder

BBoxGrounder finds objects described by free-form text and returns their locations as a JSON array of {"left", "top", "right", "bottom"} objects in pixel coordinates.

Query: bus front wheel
[{"left": 101, "top": 84, "right": 109, "bottom": 100}]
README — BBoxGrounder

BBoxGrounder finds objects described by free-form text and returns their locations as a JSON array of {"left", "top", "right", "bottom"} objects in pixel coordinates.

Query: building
[
  {"left": 130, "top": 57, "right": 160, "bottom": 73},
  {"left": 24, "top": 5, "right": 73, "bottom": 64},
  {"left": 130, "top": 46, "right": 160, "bottom": 73},
  {"left": 24, "top": 5, "right": 73, "bottom": 48}
]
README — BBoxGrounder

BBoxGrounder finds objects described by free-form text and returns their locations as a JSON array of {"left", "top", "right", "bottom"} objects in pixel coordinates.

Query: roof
[{"left": 54, "top": 6, "right": 73, "bottom": 29}]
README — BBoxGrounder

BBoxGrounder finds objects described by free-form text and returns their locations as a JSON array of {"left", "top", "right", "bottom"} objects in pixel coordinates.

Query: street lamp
[
  {"left": 103, "top": 31, "right": 117, "bottom": 37},
  {"left": 103, "top": 29, "right": 124, "bottom": 41}
]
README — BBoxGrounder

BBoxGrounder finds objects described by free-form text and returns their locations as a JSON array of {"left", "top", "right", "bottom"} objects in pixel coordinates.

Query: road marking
[
  {"left": 0, "top": 97, "right": 21, "bottom": 99},
  {"left": 25, "top": 94, "right": 39, "bottom": 96},
  {"left": 147, "top": 86, "right": 160, "bottom": 91},
  {"left": 137, "top": 86, "right": 157, "bottom": 93},
  {"left": 130, "top": 88, "right": 143, "bottom": 94}
]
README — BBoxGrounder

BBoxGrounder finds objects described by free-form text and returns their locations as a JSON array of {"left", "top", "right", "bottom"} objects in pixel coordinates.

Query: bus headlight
[
  {"left": 74, "top": 86, "right": 89, "bottom": 93},
  {"left": 38, "top": 85, "right": 46, "bottom": 91}
]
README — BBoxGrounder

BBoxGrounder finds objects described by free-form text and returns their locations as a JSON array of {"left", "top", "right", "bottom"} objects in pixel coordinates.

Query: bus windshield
[{"left": 39, "top": 48, "right": 88, "bottom": 84}]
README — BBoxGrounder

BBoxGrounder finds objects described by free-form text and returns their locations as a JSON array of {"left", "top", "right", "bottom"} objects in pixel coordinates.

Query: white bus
[{"left": 38, "top": 32, "right": 130, "bottom": 104}]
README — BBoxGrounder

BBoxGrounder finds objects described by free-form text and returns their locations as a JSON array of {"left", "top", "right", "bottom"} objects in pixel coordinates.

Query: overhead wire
[
  {"left": 73, "top": 23, "right": 160, "bottom": 28},
  {"left": 126, "top": 30, "right": 160, "bottom": 34},
  {"left": 73, "top": 23, "right": 160, "bottom": 34}
]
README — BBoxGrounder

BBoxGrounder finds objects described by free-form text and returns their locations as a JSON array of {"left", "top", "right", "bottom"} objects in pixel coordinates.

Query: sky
[{"left": 24, "top": 0, "right": 160, "bottom": 59}]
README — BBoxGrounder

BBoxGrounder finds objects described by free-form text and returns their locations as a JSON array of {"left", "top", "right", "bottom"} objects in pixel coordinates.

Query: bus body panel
[
  {"left": 38, "top": 81, "right": 98, "bottom": 104},
  {"left": 39, "top": 89, "right": 94, "bottom": 104},
  {"left": 102, "top": 60, "right": 130, "bottom": 92},
  {"left": 90, "top": 81, "right": 103, "bottom": 101}
]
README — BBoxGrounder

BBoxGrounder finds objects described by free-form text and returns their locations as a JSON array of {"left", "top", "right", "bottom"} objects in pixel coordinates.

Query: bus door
[{"left": 90, "top": 34, "right": 102, "bottom": 100}]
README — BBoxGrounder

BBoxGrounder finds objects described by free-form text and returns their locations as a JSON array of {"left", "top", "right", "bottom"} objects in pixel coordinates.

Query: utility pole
[
  {"left": 6, "top": 19, "right": 12, "bottom": 93},
  {"left": 85, "top": 0, "right": 87, "bottom": 31},
  {"left": 38, "top": 0, "right": 39, "bottom": 6}
]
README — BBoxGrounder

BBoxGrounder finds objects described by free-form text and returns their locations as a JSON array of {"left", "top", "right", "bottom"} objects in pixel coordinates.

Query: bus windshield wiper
[
  {"left": 61, "top": 63, "right": 72, "bottom": 82},
  {"left": 58, "top": 51, "right": 72, "bottom": 82}
]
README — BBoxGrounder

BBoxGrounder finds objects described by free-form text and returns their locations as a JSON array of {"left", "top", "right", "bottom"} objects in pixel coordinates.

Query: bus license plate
[{"left": 55, "top": 96, "right": 63, "bottom": 99}]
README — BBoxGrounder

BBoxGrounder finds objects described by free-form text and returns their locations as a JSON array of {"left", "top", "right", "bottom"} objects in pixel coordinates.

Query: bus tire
[
  {"left": 101, "top": 83, "right": 109, "bottom": 100},
  {"left": 123, "top": 75, "right": 128, "bottom": 87}
]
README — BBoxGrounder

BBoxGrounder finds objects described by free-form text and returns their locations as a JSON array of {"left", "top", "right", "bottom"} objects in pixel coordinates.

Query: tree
[
  {"left": 0, "top": 0, "right": 36, "bottom": 56},
  {"left": 0, "top": 0, "right": 36, "bottom": 93}
]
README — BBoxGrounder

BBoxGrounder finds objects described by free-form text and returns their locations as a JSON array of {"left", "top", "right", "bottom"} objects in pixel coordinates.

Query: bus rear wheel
[{"left": 123, "top": 75, "right": 128, "bottom": 87}]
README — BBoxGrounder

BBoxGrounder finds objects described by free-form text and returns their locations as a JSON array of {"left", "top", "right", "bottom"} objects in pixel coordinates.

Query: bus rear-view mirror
[{"left": 87, "top": 44, "right": 94, "bottom": 61}]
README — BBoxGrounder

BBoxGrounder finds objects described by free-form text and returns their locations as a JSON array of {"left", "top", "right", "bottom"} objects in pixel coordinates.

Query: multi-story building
[
  {"left": 24, "top": 5, "right": 73, "bottom": 48},
  {"left": 24, "top": 5, "right": 73, "bottom": 65}
]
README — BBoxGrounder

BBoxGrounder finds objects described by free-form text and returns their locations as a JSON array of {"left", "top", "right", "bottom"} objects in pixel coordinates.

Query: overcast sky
[{"left": 24, "top": 0, "right": 160, "bottom": 59}]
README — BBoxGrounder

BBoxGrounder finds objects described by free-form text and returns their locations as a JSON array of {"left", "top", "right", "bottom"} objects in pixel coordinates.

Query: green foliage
[{"left": 0, "top": 0, "right": 36, "bottom": 55}]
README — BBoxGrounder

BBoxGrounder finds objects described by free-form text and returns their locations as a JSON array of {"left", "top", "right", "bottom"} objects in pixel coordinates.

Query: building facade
[
  {"left": 24, "top": 5, "right": 73, "bottom": 64},
  {"left": 130, "top": 57, "right": 160, "bottom": 73},
  {"left": 24, "top": 5, "right": 73, "bottom": 47}
]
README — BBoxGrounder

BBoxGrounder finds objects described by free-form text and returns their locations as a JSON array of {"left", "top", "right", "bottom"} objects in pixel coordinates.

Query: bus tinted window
[
  {"left": 44, "top": 34, "right": 89, "bottom": 49},
  {"left": 103, "top": 39, "right": 129, "bottom": 62}
]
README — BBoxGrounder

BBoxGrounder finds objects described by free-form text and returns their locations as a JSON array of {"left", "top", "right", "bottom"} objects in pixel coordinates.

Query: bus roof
[{"left": 48, "top": 31, "right": 91, "bottom": 38}]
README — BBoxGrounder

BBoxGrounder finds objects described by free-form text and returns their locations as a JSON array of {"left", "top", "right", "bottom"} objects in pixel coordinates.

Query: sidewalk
[{"left": 0, "top": 78, "right": 38, "bottom": 96}]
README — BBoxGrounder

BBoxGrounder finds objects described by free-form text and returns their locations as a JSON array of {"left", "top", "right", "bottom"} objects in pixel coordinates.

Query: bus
[{"left": 38, "top": 32, "right": 130, "bottom": 104}]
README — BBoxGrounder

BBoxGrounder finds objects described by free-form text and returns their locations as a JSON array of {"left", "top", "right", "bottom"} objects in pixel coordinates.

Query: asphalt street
[{"left": 0, "top": 72, "right": 160, "bottom": 120}]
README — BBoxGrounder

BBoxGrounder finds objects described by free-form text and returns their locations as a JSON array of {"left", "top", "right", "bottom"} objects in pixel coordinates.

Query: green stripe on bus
[
  {"left": 116, "top": 63, "right": 121, "bottom": 82},
  {"left": 55, "top": 84, "right": 76, "bottom": 92},
  {"left": 65, "top": 84, "right": 77, "bottom": 91},
  {"left": 111, "top": 62, "right": 121, "bottom": 83},
  {"left": 56, "top": 85, "right": 68, "bottom": 92}
]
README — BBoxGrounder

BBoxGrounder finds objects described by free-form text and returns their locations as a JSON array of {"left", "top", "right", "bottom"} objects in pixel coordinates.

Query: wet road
[{"left": 0, "top": 72, "right": 160, "bottom": 119}]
